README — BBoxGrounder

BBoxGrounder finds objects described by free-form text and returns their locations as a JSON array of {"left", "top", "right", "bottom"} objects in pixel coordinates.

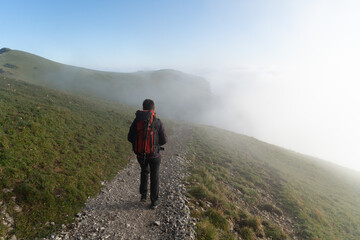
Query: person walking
[{"left": 127, "top": 99, "right": 167, "bottom": 209}]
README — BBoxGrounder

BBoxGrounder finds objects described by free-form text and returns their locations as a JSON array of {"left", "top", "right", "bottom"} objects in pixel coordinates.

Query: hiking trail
[{"left": 44, "top": 125, "right": 195, "bottom": 240}]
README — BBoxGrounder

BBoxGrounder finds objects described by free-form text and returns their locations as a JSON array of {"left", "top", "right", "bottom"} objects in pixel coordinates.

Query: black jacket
[{"left": 127, "top": 113, "right": 167, "bottom": 158}]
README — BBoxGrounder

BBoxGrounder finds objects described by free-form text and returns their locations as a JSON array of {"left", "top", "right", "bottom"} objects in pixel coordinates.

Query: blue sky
[
  {"left": 2, "top": 0, "right": 298, "bottom": 71},
  {"left": 2, "top": 0, "right": 360, "bottom": 172}
]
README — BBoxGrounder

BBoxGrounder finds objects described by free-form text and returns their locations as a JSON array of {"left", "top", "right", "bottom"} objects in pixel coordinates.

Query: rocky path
[{"left": 45, "top": 125, "right": 195, "bottom": 240}]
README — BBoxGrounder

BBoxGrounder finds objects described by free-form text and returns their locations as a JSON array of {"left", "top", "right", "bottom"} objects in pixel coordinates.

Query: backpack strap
[{"left": 151, "top": 117, "right": 159, "bottom": 155}]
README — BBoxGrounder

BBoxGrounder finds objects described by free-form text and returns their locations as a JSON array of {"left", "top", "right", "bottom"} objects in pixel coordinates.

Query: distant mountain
[{"left": 0, "top": 48, "right": 214, "bottom": 121}]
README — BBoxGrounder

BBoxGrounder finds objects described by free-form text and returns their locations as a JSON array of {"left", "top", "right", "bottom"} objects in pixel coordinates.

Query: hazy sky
[{"left": 1, "top": 0, "right": 360, "bottom": 172}]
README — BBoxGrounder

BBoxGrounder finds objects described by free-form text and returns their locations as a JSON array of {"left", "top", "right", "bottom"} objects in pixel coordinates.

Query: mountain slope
[
  {"left": 186, "top": 126, "right": 360, "bottom": 239},
  {"left": 0, "top": 76, "right": 135, "bottom": 238},
  {"left": 0, "top": 48, "right": 214, "bottom": 121}
]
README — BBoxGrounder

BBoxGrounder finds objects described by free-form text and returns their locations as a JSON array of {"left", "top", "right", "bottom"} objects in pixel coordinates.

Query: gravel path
[{"left": 45, "top": 125, "right": 195, "bottom": 240}]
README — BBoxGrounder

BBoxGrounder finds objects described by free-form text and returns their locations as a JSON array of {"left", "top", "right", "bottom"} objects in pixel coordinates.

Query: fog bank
[{"left": 198, "top": 65, "right": 360, "bottom": 173}]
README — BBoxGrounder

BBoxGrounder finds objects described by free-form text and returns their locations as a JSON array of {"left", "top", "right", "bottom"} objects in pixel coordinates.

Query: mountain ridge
[
  {"left": 0, "top": 47, "right": 206, "bottom": 82},
  {"left": 0, "top": 48, "right": 213, "bottom": 122}
]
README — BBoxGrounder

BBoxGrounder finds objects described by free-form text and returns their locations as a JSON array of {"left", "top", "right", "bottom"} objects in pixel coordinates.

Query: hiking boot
[
  {"left": 140, "top": 194, "right": 147, "bottom": 202},
  {"left": 150, "top": 199, "right": 161, "bottom": 209}
]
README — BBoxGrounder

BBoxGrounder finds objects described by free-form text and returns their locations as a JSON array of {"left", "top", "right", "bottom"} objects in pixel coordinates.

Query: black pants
[{"left": 137, "top": 156, "right": 161, "bottom": 203}]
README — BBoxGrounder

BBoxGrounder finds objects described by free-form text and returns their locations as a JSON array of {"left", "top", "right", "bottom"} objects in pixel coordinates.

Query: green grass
[
  {"left": 0, "top": 76, "right": 135, "bottom": 238},
  {"left": 186, "top": 126, "right": 360, "bottom": 240}
]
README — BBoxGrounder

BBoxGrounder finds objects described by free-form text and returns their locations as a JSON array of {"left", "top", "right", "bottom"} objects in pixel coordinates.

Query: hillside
[
  {"left": 0, "top": 75, "right": 135, "bottom": 238},
  {"left": 0, "top": 48, "right": 214, "bottom": 121},
  {"left": 186, "top": 126, "right": 360, "bottom": 239},
  {"left": 1, "top": 48, "right": 360, "bottom": 240}
]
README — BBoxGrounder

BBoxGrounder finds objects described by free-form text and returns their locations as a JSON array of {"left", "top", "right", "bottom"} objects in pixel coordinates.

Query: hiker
[{"left": 127, "top": 99, "right": 168, "bottom": 209}]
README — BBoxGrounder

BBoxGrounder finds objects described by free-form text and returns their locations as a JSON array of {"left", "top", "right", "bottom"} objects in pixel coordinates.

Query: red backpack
[{"left": 133, "top": 110, "right": 159, "bottom": 160}]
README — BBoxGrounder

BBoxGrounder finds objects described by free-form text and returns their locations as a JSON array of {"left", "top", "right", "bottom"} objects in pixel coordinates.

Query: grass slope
[
  {"left": 0, "top": 76, "right": 135, "bottom": 238},
  {"left": 0, "top": 48, "right": 213, "bottom": 121},
  {"left": 186, "top": 126, "right": 360, "bottom": 240}
]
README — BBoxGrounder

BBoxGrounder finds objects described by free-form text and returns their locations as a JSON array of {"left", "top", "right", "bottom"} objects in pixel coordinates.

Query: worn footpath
[{"left": 44, "top": 125, "right": 195, "bottom": 240}]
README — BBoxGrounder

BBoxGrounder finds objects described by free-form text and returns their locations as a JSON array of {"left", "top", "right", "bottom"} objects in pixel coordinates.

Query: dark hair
[{"left": 143, "top": 99, "right": 155, "bottom": 110}]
